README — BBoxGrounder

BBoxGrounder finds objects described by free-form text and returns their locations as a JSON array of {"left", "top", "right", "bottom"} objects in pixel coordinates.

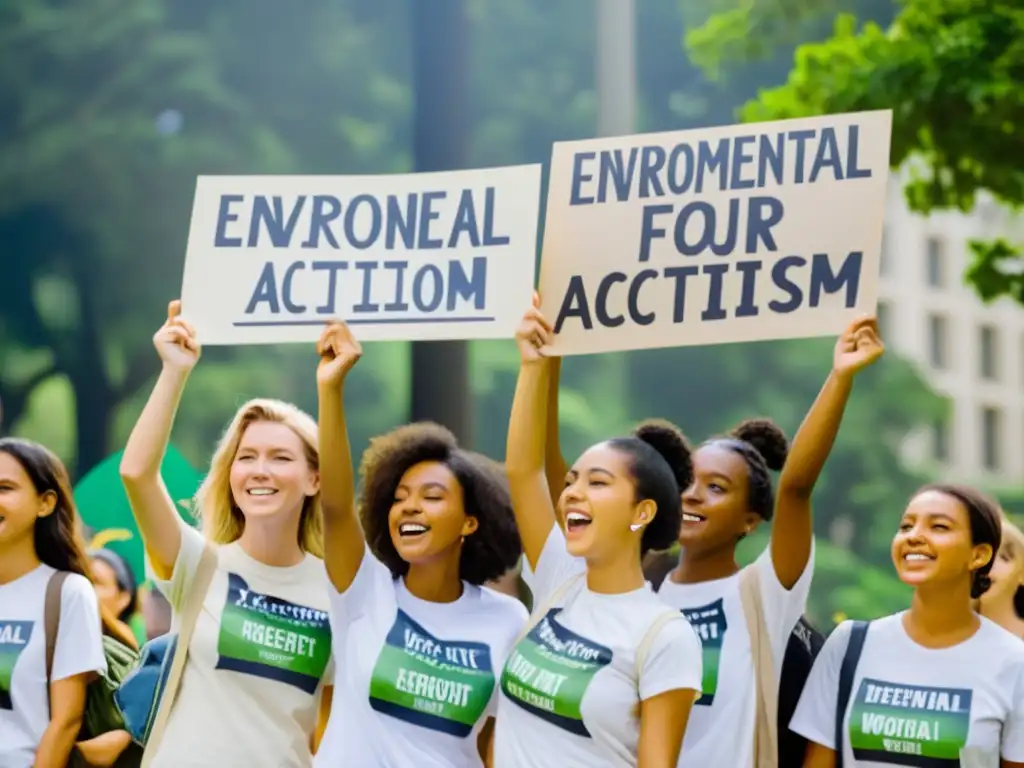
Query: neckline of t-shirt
[
  {"left": 0, "top": 562, "right": 52, "bottom": 590},
  {"left": 223, "top": 541, "right": 316, "bottom": 583},
  {"left": 396, "top": 577, "right": 478, "bottom": 615},
  {"left": 576, "top": 581, "right": 653, "bottom": 604},
  {"left": 891, "top": 610, "right": 989, "bottom": 654},
  {"left": 659, "top": 567, "right": 741, "bottom": 595}
]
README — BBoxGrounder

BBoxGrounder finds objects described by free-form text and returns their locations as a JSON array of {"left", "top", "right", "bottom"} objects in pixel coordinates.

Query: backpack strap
[
  {"left": 834, "top": 621, "right": 870, "bottom": 768},
  {"left": 512, "top": 571, "right": 585, "bottom": 648},
  {"left": 738, "top": 565, "right": 779, "bottom": 768},
  {"left": 142, "top": 544, "right": 218, "bottom": 766},
  {"left": 634, "top": 610, "right": 678, "bottom": 684},
  {"left": 44, "top": 570, "right": 70, "bottom": 717}
]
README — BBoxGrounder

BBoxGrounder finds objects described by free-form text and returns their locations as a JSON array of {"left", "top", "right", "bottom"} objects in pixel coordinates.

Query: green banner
[{"left": 73, "top": 445, "right": 202, "bottom": 583}]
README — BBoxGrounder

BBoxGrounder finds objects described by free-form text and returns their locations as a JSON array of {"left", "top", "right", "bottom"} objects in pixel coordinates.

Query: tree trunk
[{"left": 408, "top": 0, "right": 472, "bottom": 446}]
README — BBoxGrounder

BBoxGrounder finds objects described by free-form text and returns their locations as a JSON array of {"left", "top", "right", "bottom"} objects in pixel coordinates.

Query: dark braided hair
[
  {"left": 916, "top": 483, "right": 1001, "bottom": 599},
  {"left": 704, "top": 418, "right": 788, "bottom": 521}
]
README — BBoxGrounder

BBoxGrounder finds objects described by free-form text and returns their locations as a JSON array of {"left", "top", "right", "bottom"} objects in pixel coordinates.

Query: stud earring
[{"left": 630, "top": 523, "right": 643, "bottom": 532}]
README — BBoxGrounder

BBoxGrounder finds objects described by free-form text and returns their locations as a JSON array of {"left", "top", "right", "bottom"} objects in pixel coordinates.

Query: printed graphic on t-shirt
[
  {"left": 0, "top": 621, "right": 33, "bottom": 710},
  {"left": 368, "top": 610, "right": 495, "bottom": 737},
  {"left": 500, "top": 608, "right": 613, "bottom": 737},
  {"left": 215, "top": 573, "right": 331, "bottom": 694},
  {"left": 681, "top": 598, "right": 726, "bottom": 706},
  {"left": 849, "top": 677, "right": 972, "bottom": 767}
]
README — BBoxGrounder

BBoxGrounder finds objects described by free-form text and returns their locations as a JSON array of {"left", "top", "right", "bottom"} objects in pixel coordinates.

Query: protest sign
[
  {"left": 538, "top": 110, "right": 892, "bottom": 356},
  {"left": 180, "top": 166, "right": 542, "bottom": 345}
]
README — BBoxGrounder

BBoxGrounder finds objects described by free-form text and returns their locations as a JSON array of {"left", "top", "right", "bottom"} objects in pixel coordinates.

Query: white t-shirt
[
  {"left": 494, "top": 528, "right": 703, "bottom": 768},
  {"left": 656, "top": 544, "right": 814, "bottom": 768},
  {"left": 0, "top": 564, "right": 107, "bottom": 768},
  {"left": 791, "top": 613, "right": 1024, "bottom": 767},
  {"left": 315, "top": 546, "right": 528, "bottom": 768},
  {"left": 150, "top": 519, "right": 335, "bottom": 768}
]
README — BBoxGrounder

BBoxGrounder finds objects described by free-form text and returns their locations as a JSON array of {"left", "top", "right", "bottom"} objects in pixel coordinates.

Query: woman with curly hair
[
  {"left": 653, "top": 316, "right": 883, "bottom": 768},
  {"left": 793, "top": 484, "right": 1024, "bottom": 767},
  {"left": 494, "top": 297, "right": 703, "bottom": 768},
  {"left": 120, "top": 301, "right": 335, "bottom": 767},
  {"left": 313, "top": 321, "right": 526, "bottom": 768}
]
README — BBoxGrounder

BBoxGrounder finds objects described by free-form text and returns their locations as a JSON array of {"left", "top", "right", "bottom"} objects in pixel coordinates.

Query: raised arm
[
  {"left": 316, "top": 322, "right": 366, "bottom": 593},
  {"left": 505, "top": 296, "right": 558, "bottom": 570},
  {"left": 119, "top": 301, "right": 199, "bottom": 580},
  {"left": 545, "top": 358, "right": 569, "bottom": 516},
  {"left": 772, "top": 316, "right": 884, "bottom": 588}
]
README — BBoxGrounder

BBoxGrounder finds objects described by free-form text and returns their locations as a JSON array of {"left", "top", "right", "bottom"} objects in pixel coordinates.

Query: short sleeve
[
  {"left": 530, "top": 527, "right": 586, "bottom": 606},
  {"left": 638, "top": 614, "right": 703, "bottom": 701},
  {"left": 150, "top": 517, "right": 207, "bottom": 613},
  {"left": 789, "top": 619, "right": 851, "bottom": 751},
  {"left": 52, "top": 574, "right": 107, "bottom": 682},
  {"left": 327, "top": 545, "right": 394, "bottom": 622},
  {"left": 755, "top": 539, "right": 815, "bottom": 669},
  {"left": 1000, "top": 656, "right": 1024, "bottom": 760}
]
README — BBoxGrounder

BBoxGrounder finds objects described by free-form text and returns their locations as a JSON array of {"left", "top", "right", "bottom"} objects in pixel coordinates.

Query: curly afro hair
[
  {"left": 604, "top": 418, "right": 692, "bottom": 555},
  {"left": 358, "top": 422, "right": 522, "bottom": 585},
  {"left": 705, "top": 418, "right": 788, "bottom": 521}
]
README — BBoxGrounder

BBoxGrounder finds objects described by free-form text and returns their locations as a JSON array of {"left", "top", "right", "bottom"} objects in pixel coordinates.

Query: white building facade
[{"left": 877, "top": 177, "right": 1024, "bottom": 485}]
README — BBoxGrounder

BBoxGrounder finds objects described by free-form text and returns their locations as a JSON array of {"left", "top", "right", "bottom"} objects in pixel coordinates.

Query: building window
[
  {"left": 928, "top": 314, "right": 950, "bottom": 369},
  {"left": 931, "top": 418, "right": 950, "bottom": 462},
  {"left": 979, "top": 325, "right": 999, "bottom": 381},
  {"left": 981, "top": 406, "right": 1002, "bottom": 472},
  {"left": 926, "top": 236, "right": 946, "bottom": 288}
]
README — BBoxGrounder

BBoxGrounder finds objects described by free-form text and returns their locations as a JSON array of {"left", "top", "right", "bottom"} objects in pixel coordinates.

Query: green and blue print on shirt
[
  {"left": 681, "top": 598, "right": 726, "bottom": 706},
  {"left": 500, "top": 608, "right": 613, "bottom": 737},
  {"left": 849, "top": 677, "right": 972, "bottom": 767},
  {"left": 369, "top": 610, "right": 495, "bottom": 738},
  {"left": 0, "top": 621, "right": 33, "bottom": 710},
  {"left": 215, "top": 573, "right": 331, "bottom": 694}
]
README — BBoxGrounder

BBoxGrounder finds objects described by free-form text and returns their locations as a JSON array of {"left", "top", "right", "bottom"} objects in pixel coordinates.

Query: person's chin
[{"left": 236, "top": 502, "right": 288, "bottom": 521}]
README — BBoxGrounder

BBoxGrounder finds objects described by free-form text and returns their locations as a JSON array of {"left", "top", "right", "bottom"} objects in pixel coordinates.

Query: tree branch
[{"left": 0, "top": 365, "right": 59, "bottom": 434}]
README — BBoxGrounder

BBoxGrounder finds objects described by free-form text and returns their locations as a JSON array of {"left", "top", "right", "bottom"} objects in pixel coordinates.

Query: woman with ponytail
[
  {"left": 0, "top": 438, "right": 135, "bottom": 768},
  {"left": 793, "top": 484, "right": 1024, "bottom": 767},
  {"left": 494, "top": 297, "right": 702, "bottom": 768}
]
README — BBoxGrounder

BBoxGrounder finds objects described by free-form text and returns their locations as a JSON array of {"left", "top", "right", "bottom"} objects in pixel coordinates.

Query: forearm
[
  {"left": 780, "top": 370, "right": 853, "bottom": 497},
  {"left": 34, "top": 718, "right": 82, "bottom": 768},
  {"left": 120, "top": 366, "right": 189, "bottom": 480}
]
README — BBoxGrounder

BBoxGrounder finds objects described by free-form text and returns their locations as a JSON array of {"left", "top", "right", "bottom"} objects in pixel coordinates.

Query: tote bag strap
[
  {"left": 513, "top": 571, "right": 585, "bottom": 647},
  {"left": 142, "top": 544, "right": 218, "bottom": 766},
  {"left": 739, "top": 565, "right": 779, "bottom": 768}
]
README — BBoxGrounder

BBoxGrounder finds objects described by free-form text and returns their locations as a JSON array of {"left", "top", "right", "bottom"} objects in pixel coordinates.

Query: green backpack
[{"left": 45, "top": 571, "right": 145, "bottom": 768}]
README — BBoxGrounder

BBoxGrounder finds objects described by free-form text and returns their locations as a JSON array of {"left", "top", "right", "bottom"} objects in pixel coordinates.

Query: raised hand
[
  {"left": 317, "top": 321, "right": 363, "bottom": 388},
  {"left": 154, "top": 300, "right": 200, "bottom": 373},
  {"left": 515, "top": 292, "right": 554, "bottom": 364},
  {"left": 834, "top": 315, "right": 885, "bottom": 377}
]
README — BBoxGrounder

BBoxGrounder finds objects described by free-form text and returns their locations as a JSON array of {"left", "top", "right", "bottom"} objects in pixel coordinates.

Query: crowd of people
[{"left": 2, "top": 297, "right": 1024, "bottom": 767}]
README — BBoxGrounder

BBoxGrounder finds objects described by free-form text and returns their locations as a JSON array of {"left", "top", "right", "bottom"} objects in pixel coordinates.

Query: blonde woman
[
  {"left": 120, "top": 301, "right": 334, "bottom": 767},
  {"left": 979, "top": 515, "right": 1024, "bottom": 640}
]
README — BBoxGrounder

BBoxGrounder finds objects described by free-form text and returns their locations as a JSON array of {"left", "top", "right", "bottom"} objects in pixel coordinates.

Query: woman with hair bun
[
  {"left": 653, "top": 316, "right": 884, "bottom": 768},
  {"left": 793, "top": 484, "right": 1024, "bottom": 767},
  {"left": 495, "top": 297, "right": 703, "bottom": 768},
  {"left": 313, "top": 321, "right": 527, "bottom": 768}
]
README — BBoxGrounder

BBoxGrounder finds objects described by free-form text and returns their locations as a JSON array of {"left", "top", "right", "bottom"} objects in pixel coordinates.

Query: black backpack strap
[{"left": 835, "top": 621, "right": 869, "bottom": 768}]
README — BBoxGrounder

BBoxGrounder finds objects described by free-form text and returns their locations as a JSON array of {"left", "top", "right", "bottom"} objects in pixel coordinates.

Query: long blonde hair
[{"left": 193, "top": 399, "right": 324, "bottom": 557}]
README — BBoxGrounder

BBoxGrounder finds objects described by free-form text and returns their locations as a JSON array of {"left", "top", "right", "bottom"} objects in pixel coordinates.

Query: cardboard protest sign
[
  {"left": 538, "top": 110, "right": 892, "bottom": 356},
  {"left": 180, "top": 166, "right": 542, "bottom": 345}
]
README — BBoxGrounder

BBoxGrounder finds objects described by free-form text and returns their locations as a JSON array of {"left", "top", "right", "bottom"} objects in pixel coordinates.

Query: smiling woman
[
  {"left": 312, "top": 321, "right": 527, "bottom": 768},
  {"left": 118, "top": 301, "right": 336, "bottom": 768},
  {"left": 792, "top": 484, "right": 1024, "bottom": 768}
]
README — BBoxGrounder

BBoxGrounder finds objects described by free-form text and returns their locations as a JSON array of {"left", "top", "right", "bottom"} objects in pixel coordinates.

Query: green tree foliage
[{"left": 688, "top": 0, "right": 1024, "bottom": 304}]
